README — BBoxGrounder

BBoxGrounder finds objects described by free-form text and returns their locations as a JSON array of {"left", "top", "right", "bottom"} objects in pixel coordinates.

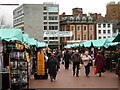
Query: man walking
[
  {"left": 71, "top": 50, "right": 81, "bottom": 77},
  {"left": 63, "top": 50, "right": 71, "bottom": 69}
]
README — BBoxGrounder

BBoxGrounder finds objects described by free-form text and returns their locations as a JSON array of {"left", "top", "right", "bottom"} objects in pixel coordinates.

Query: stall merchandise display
[{"left": 10, "top": 51, "right": 29, "bottom": 89}]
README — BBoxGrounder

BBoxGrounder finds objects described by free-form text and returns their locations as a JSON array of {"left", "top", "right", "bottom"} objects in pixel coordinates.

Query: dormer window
[
  {"left": 70, "top": 16, "right": 74, "bottom": 21},
  {"left": 88, "top": 17, "right": 93, "bottom": 21},
  {"left": 76, "top": 16, "right": 80, "bottom": 21},
  {"left": 82, "top": 17, "right": 86, "bottom": 21}
]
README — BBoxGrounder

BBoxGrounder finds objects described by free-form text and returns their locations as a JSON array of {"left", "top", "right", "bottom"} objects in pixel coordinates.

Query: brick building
[{"left": 60, "top": 10, "right": 97, "bottom": 46}]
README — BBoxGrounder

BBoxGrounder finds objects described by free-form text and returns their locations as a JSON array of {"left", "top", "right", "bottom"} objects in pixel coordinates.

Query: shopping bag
[{"left": 94, "top": 66, "right": 97, "bottom": 75}]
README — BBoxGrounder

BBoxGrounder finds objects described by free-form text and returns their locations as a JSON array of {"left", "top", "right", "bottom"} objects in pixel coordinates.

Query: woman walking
[
  {"left": 95, "top": 51, "right": 106, "bottom": 77},
  {"left": 82, "top": 50, "right": 92, "bottom": 77},
  {"left": 47, "top": 53, "right": 59, "bottom": 82}
]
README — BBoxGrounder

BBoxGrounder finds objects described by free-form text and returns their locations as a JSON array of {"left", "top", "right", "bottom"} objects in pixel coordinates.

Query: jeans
[{"left": 85, "top": 64, "right": 90, "bottom": 76}]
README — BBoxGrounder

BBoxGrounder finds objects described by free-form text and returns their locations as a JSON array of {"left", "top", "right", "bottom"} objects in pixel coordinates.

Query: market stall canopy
[
  {"left": 28, "top": 38, "right": 37, "bottom": 46},
  {"left": 92, "top": 39, "right": 106, "bottom": 48},
  {"left": 82, "top": 40, "right": 92, "bottom": 47},
  {"left": 104, "top": 37, "right": 118, "bottom": 48},
  {"left": 37, "top": 42, "right": 48, "bottom": 47},
  {"left": 71, "top": 43, "right": 79, "bottom": 48},
  {"left": 22, "top": 34, "right": 29, "bottom": 44},
  {"left": 113, "top": 32, "right": 120, "bottom": 42},
  {"left": 64, "top": 44, "right": 72, "bottom": 48},
  {"left": 0, "top": 29, "right": 23, "bottom": 42}
]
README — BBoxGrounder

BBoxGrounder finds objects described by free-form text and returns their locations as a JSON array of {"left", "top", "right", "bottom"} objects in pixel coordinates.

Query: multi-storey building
[
  {"left": 96, "top": 19, "right": 113, "bottom": 39},
  {"left": 60, "top": 13, "right": 97, "bottom": 45},
  {"left": 106, "top": 1, "right": 120, "bottom": 20},
  {"left": 13, "top": 3, "right": 59, "bottom": 48}
]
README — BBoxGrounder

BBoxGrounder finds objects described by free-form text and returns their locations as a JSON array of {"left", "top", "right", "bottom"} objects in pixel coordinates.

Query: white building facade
[
  {"left": 13, "top": 3, "right": 60, "bottom": 49},
  {"left": 96, "top": 22, "right": 113, "bottom": 39}
]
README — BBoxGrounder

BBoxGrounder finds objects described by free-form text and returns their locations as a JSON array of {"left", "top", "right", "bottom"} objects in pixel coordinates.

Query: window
[
  {"left": 103, "top": 24, "right": 106, "bottom": 28},
  {"left": 49, "top": 37, "right": 54, "bottom": 40},
  {"left": 103, "top": 36, "right": 106, "bottom": 38},
  {"left": 44, "top": 6, "right": 47, "bottom": 10},
  {"left": 54, "top": 37, "right": 58, "bottom": 39},
  {"left": 77, "top": 26, "right": 80, "bottom": 31},
  {"left": 70, "top": 26, "right": 74, "bottom": 31},
  {"left": 98, "top": 30, "right": 101, "bottom": 34},
  {"left": 107, "top": 24, "right": 110, "bottom": 28},
  {"left": 98, "top": 24, "right": 101, "bottom": 28},
  {"left": 103, "top": 30, "right": 106, "bottom": 34},
  {"left": 44, "top": 26, "right": 47, "bottom": 30},
  {"left": 98, "top": 37, "right": 101, "bottom": 39},
  {"left": 55, "top": 16, "right": 57, "bottom": 20},
  {"left": 49, "top": 22, "right": 58, "bottom": 24},
  {"left": 113, "top": 30, "right": 116, "bottom": 33},
  {"left": 108, "top": 30, "right": 110, "bottom": 34},
  {"left": 90, "top": 35, "right": 92, "bottom": 40},
  {"left": 71, "top": 35, "right": 74, "bottom": 40},
  {"left": 49, "top": 26, "right": 58, "bottom": 30},
  {"left": 49, "top": 12, "right": 58, "bottom": 14},
  {"left": 49, "top": 16, "right": 58, "bottom": 20},
  {"left": 84, "top": 35, "right": 87, "bottom": 40},
  {"left": 83, "top": 26, "right": 87, "bottom": 31},
  {"left": 55, "top": 26, "right": 58, "bottom": 30},
  {"left": 44, "top": 37, "right": 47, "bottom": 40},
  {"left": 43, "top": 12, "right": 47, "bottom": 14},
  {"left": 44, "top": 16, "right": 47, "bottom": 20},
  {"left": 44, "top": 22, "right": 47, "bottom": 24},
  {"left": 108, "top": 36, "right": 110, "bottom": 38},
  {"left": 78, "top": 35, "right": 80, "bottom": 40},
  {"left": 90, "top": 25, "right": 93, "bottom": 31}
]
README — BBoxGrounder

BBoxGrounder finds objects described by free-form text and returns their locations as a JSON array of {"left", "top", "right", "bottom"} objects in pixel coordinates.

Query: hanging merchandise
[
  {"left": 8, "top": 42, "right": 29, "bottom": 89},
  {"left": 26, "top": 52, "right": 30, "bottom": 62},
  {"left": 37, "top": 51, "right": 45, "bottom": 75}
]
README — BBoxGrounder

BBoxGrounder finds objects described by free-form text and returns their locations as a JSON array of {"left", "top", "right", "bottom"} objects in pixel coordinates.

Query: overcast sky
[{"left": 0, "top": 0, "right": 120, "bottom": 26}]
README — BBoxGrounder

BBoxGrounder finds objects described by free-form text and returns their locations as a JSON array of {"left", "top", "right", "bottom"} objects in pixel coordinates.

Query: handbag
[
  {"left": 88, "top": 60, "right": 93, "bottom": 66},
  {"left": 94, "top": 66, "right": 97, "bottom": 75},
  {"left": 62, "top": 61, "right": 64, "bottom": 64}
]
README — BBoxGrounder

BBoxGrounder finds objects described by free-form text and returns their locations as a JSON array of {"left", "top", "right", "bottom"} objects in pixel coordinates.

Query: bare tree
[{"left": 0, "top": 15, "right": 5, "bottom": 28}]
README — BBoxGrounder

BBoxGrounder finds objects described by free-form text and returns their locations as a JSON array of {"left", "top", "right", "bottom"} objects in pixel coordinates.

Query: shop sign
[
  {"left": 44, "top": 31, "right": 73, "bottom": 37},
  {"left": 37, "top": 52, "right": 45, "bottom": 75}
]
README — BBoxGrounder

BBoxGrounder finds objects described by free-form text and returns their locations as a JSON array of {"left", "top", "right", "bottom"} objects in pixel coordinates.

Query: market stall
[
  {"left": 113, "top": 32, "right": 120, "bottom": 76},
  {"left": 34, "top": 41, "right": 48, "bottom": 79},
  {"left": 0, "top": 29, "right": 30, "bottom": 89}
]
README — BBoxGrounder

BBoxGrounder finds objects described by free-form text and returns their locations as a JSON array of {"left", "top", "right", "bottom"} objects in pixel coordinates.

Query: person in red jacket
[{"left": 95, "top": 51, "right": 106, "bottom": 77}]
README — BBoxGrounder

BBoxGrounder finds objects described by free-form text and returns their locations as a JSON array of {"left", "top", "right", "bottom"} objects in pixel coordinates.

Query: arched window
[
  {"left": 82, "top": 17, "right": 86, "bottom": 21},
  {"left": 76, "top": 16, "right": 80, "bottom": 21},
  {"left": 88, "top": 16, "right": 93, "bottom": 21},
  {"left": 70, "top": 16, "right": 74, "bottom": 21}
]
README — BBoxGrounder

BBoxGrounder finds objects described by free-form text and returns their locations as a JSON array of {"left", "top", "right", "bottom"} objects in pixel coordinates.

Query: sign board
[
  {"left": 37, "top": 52, "right": 45, "bottom": 75},
  {"left": 44, "top": 31, "right": 73, "bottom": 37},
  {"left": 47, "top": 6, "right": 58, "bottom": 12}
]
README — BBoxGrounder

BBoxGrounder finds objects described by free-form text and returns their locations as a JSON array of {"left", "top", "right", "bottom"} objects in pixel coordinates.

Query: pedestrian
[
  {"left": 63, "top": 50, "right": 71, "bottom": 69},
  {"left": 71, "top": 50, "right": 81, "bottom": 77},
  {"left": 82, "top": 50, "right": 92, "bottom": 77},
  {"left": 56, "top": 51, "right": 61, "bottom": 71},
  {"left": 47, "top": 53, "right": 59, "bottom": 82},
  {"left": 95, "top": 51, "right": 106, "bottom": 77}
]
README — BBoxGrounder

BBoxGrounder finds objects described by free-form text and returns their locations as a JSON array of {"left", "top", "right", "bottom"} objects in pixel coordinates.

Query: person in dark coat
[
  {"left": 71, "top": 50, "right": 81, "bottom": 77},
  {"left": 63, "top": 50, "right": 71, "bottom": 69},
  {"left": 55, "top": 51, "right": 61, "bottom": 71},
  {"left": 95, "top": 51, "right": 106, "bottom": 77},
  {"left": 47, "top": 53, "right": 59, "bottom": 82}
]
